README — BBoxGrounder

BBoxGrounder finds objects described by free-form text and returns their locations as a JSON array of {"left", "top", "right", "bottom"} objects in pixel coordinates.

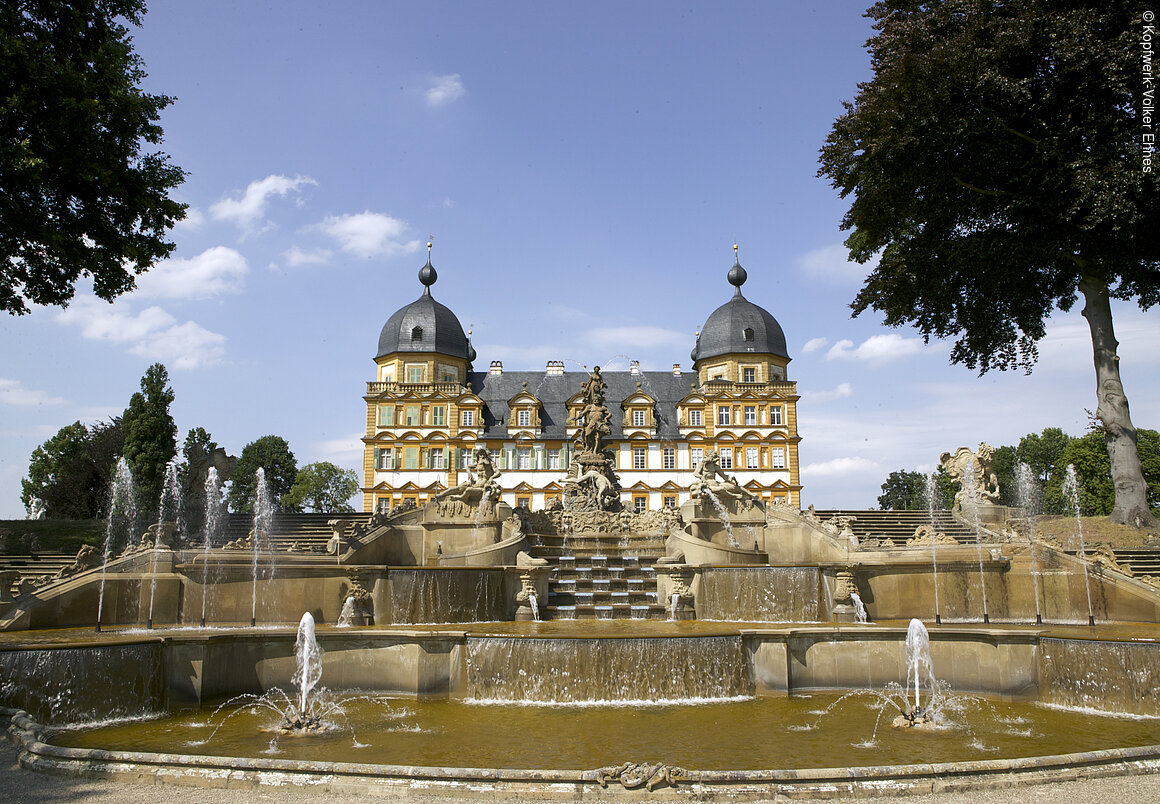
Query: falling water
[
  {"left": 389, "top": 569, "right": 507, "bottom": 624},
  {"left": 251, "top": 468, "right": 275, "bottom": 627},
  {"left": 336, "top": 596, "right": 356, "bottom": 627},
  {"left": 1063, "top": 465, "right": 1096, "bottom": 626},
  {"left": 291, "top": 612, "right": 324, "bottom": 719},
  {"left": 147, "top": 458, "right": 182, "bottom": 628},
  {"left": 1014, "top": 462, "right": 1044, "bottom": 624},
  {"left": 697, "top": 567, "right": 825, "bottom": 622},
  {"left": 529, "top": 593, "right": 540, "bottom": 622},
  {"left": 670, "top": 592, "right": 680, "bottom": 621},
  {"left": 201, "top": 467, "right": 225, "bottom": 627},
  {"left": 96, "top": 458, "right": 137, "bottom": 632},
  {"left": 961, "top": 459, "right": 990, "bottom": 623},
  {"left": 850, "top": 591, "right": 868, "bottom": 623},
  {"left": 704, "top": 490, "right": 739, "bottom": 548},
  {"left": 905, "top": 618, "right": 935, "bottom": 714},
  {"left": 924, "top": 472, "right": 942, "bottom": 624}
]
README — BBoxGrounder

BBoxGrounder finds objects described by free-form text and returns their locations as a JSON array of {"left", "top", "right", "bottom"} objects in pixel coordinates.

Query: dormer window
[
  {"left": 743, "top": 327, "right": 754, "bottom": 342},
  {"left": 411, "top": 326, "right": 423, "bottom": 341},
  {"left": 517, "top": 409, "right": 531, "bottom": 427}
]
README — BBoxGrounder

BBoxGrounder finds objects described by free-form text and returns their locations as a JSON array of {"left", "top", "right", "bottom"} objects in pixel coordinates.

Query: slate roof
[
  {"left": 468, "top": 371, "right": 700, "bottom": 440},
  {"left": 690, "top": 289, "right": 789, "bottom": 363},
  {"left": 376, "top": 287, "right": 475, "bottom": 361}
]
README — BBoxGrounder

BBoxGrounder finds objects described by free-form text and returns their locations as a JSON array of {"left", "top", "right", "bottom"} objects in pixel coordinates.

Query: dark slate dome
[
  {"left": 690, "top": 254, "right": 789, "bottom": 363},
  {"left": 376, "top": 256, "right": 474, "bottom": 361}
]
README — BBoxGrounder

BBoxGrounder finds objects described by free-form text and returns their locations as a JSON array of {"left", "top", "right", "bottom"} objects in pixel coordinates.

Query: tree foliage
[
  {"left": 877, "top": 467, "right": 957, "bottom": 510},
  {"left": 121, "top": 362, "right": 176, "bottom": 510},
  {"left": 282, "top": 462, "right": 359, "bottom": 513},
  {"left": 21, "top": 418, "right": 123, "bottom": 519},
  {"left": 229, "top": 435, "right": 297, "bottom": 513},
  {"left": 1, "top": 0, "right": 186, "bottom": 314},
  {"left": 1046, "top": 428, "right": 1160, "bottom": 516},
  {"left": 819, "top": 1, "right": 1158, "bottom": 526}
]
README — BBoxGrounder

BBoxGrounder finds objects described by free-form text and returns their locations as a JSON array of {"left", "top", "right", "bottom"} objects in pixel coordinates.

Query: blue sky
[{"left": 1, "top": 1, "right": 1157, "bottom": 518}]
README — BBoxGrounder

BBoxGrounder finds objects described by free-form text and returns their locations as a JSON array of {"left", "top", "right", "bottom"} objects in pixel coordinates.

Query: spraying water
[
  {"left": 528, "top": 592, "right": 540, "bottom": 622},
  {"left": 905, "top": 618, "right": 935, "bottom": 716},
  {"left": 1063, "top": 465, "right": 1096, "bottom": 626},
  {"left": 1014, "top": 462, "right": 1044, "bottom": 624},
  {"left": 924, "top": 471, "right": 942, "bottom": 624},
  {"left": 291, "top": 612, "right": 324, "bottom": 722},
  {"left": 147, "top": 458, "right": 182, "bottom": 628},
  {"left": 704, "top": 490, "right": 738, "bottom": 548},
  {"left": 961, "top": 459, "right": 990, "bottom": 623},
  {"left": 200, "top": 467, "right": 225, "bottom": 627},
  {"left": 850, "top": 591, "right": 868, "bottom": 624},
  {"left": 336, "top": 596, "right": 356, "bottom": 627},
  {"left": 251, "top": 468, "right": 275, "bottom": 627},
  {"left": 96, "top": 458, "right": 137, "bottom": 632}
]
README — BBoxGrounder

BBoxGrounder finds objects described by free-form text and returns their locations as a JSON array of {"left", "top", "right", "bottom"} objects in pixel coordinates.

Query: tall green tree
[
  {"left": 1046, "top": 428, "right": 1160, "bottom": 516},
  {"left": 179, "top": 426, "right": 219, "bottom": 536},
  {"left": 21, "top": 417, "right": 123, "bottom": 518},
  {"left": 121, "top": 362, "right": 176, "bottom": 511},
  {"left": 877, "top": 469, "right": 926, "bottom": 510},
  {"left": 229, "top": 435, "right": 297, "bottom": 513},
  {"left": 282, "top": 462, "right": 359, "bottom": 513},
  {"left": 1, "top": 0, "right": 186, "bottom": 315},
  {"left": 1015, "top": 428, "right": 1073, "bottom": 486},
  {"left": 819, "top": 1, "right": 1158, "bottom": 527}
]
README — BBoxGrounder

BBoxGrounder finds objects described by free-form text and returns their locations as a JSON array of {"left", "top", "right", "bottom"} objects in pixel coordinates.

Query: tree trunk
[{"left": 1078, "top": 274, "right": 1158, "bottom": 528}]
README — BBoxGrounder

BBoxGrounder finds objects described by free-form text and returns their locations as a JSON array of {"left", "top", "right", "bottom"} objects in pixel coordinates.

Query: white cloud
[
  {"left": 0, "top": 379, "right": 65, "bottom": 407},
  {"left": 317, "top": 212, "right": 421, "bottom": 259},
  {"left": 797, "top": 244, "right": 875, "bottom": 286},
  {"left": 802, "top": 337, "right": 828, "bottom": 353},
  {"left": 56, "top": 296, "right": 226, "bottom": 369},
  {"left": 425, "top": 74, "right": 465, "bottom": 107},
  {"left": 209, "top": 174, "right": 316, "bottom": 230},
  {"left": 174, "top": 207, "right": 205, "bottom": 231},
  {"left": 801, "top": 456, "right": 880, "bottom": 478},
  {"left": 283, "top": 246, "right": 333, "bottom": 267},
  {"left": 802, "top": 382, "right": 853, "bottom": 403},
  {"left": 826, "top": 333, "right": 938, "bottom": 365},
  {"left": 133, "top": 246, "right": 248, "bottom": 300}
]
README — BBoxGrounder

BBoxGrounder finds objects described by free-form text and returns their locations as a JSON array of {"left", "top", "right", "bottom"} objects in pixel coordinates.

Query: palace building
[{"left": 362, "top": 247, "right": 801, "bottom": 513}]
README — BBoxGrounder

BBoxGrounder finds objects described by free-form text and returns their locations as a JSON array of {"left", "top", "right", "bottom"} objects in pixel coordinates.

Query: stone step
[{"left": 545, "top": 603, "right": 668, "bottom": 620}]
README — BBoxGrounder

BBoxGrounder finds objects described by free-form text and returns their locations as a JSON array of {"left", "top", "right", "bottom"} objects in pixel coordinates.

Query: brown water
[{"left": 53, "top": 693, "right": 1160, "bottom": 771}]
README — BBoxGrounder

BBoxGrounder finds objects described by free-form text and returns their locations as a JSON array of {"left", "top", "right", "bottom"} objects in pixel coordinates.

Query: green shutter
[{"left": 373, "top": 447, "right": 380, "bottom": 469}]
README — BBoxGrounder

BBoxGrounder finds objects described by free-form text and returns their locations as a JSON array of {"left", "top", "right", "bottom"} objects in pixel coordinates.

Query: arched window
[{"left": 411, "top": 326, "right": 423, "bottom": 341}]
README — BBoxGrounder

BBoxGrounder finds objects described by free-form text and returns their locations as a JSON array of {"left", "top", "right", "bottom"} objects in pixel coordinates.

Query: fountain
[
  {"left": 250, "top": 468, "right": 274, "bottom": 627},
  {"left": 924, "top": 471, "right": 942, "bottom": 624},
  {"left": 287, "top": 612, "right": 323, "bottom": 730},
  {"left": 146, "top": 458, "right": 183, "bottom": 629},
  {"left": 1015, "top": 461, "right": 1044, "bottom": 624},
  {"left": 1063, "top": 464, "right": 1097, "bottom": 626},
  {"left": 95, "top": 458, "right": 136, "bottom": 633},
  {"left": 199, "top": 466, "right": 225, "bottom": 627}
]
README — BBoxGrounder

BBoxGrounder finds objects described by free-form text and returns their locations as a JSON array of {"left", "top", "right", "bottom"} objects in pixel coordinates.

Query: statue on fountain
[
  {"left": 940, "top": 442, "right": 1001, "bottom": 514},
  {"left": 689, "top": 450, "right": 756, "bottom": 511},
  {"left": 433, "top": 446, "right": 502, "bottom": 517},
  {"left": 564, "top": 366, "right": 622, "bottom": 512}
]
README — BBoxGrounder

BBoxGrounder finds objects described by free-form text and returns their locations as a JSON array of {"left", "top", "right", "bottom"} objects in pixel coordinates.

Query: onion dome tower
[
  {"left": 373, "top": 243, "right": 475, "bottom": 385},
  {"left": 690, "top": 246, "right": 790, "bottom": 383}
]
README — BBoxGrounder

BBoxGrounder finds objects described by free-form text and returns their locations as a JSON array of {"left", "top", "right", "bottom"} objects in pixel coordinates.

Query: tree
[
  {"left": 819, "top": 2, "right": 1158, "bottom": 527},
  {"left": 179, "top": 426, "right": 219, "bottom": 536},
  {"left": 1, "top": 0, "right": 186, "bottom": 315},
  {"left": 281, "top": 462, "right": 359, "bottom": 513},
  {"left": 21, "top": 417, "right": 123, "bottom": 518},
  {"left": 989, "top": 444, "right": 1017, "bottom": 507},
  {"left": 877, "top": 469, "right": 926, "bottom": 510},
  {"left": 1046, "top": 428, "right": 1160, "bottom": 516},
  {"left": 121, "top": 362, "right": 176, "bottom": 511},
  {"left": 229, "top": 435, "right": 297, "bottom": 513},
  {"left": 1015, "top": 428, "right": 1072, "bottom": 486}
]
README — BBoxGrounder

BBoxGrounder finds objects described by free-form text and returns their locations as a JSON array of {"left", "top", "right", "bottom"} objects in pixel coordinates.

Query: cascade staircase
[
  {"left": 220, "top": 512, "right": 371, "bottom": 553},
  {"left": 812, "top": 509, "right": 982, "bottom": 546},
  {"left": 528, "top": 530, "right": 670, "bottom": 619}
]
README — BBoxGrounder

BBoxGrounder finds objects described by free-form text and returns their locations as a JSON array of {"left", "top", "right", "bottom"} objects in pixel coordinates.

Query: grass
[{"left": 1032, "top": 515, "right": 1160, "bottom": 549}]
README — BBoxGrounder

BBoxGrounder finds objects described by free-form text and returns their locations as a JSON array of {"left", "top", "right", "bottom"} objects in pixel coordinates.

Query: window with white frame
[
  {"left": 663, "top": 495, "right": 677, "bottom": 509},
  {"left": 634, "top": 496, "right": 648, "bottom": 513},
  {"left": 461, "top": 409, "right": 475, "bottom": 427},
  {"left": 746, "top": 447, "right": 759, "bottom": 469},
  {"left": 717, "top": 406, "right": 731, "bottom": 426},
  {"left": 662, "top": 447, "right": 675, "bottom": 470},
  {"left": 744, "top": 406, "right": 756, "bottom": 425},
  {"left": 689, "top": 409, "right": 702, "bottom": 427},
  {"left": 771, "top": 406, "right": 783, "bottom": 426},
  {"left": 771, "top": 447, "right": 786, "bottom": 469},
  {"left": 632, "top": 446, "right": 646, "bottom": 470},
  {"left": 719, "top": 448, "right": 733, "bottom": 469},
  {"left": 431, "top": 448, "right": 445, "bottom": 469},
  {"left": 691, "top": 447, "right": 703, "bottom": 468},
  {"left": 489, "top": 448, "right": 501, "bottom": 467},
  {"left": 742, "top": 367, "right": 756, "bottom": 383},
  {"left": 460, "top": 449, "right": 472, "bottom": 469},
  {"left": 517, "top": 409, "right": 531, "bottom": 427},
  {"left": 517, "top": 448, "right": 531, "bottom": 469},
  {"left": 548, "top": 449, "right": 560, "bottom": 470},
  {"left": 377, "top": 449, "right": 395, "bottom": 470},
  {"left": 632, "top": 409, "right": 646, "bottom": 427}
]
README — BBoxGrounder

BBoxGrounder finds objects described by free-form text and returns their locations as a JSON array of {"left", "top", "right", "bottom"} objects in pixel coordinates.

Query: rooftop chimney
[
  {"left": 629, "top": 360, "right": 640, "bottom": 375},
  {"left": 546, "top": 360, "right": 564, "bottom": 375},
  {"left": 672, "top": 363, "right": 681, "bottom": 376},
  {"left": 489, "top": 361, "right": 503, "bottom": 375}
]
